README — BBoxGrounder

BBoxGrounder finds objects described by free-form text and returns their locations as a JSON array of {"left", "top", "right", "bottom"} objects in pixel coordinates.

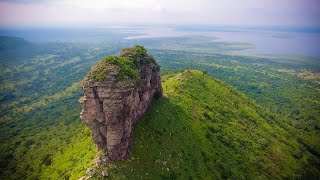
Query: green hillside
[
  {"left": 0, "top": 39, "right": 318, "bottom": 179},
  {"left": 90, "top": 70, "right": 317, "bottom": 179}
]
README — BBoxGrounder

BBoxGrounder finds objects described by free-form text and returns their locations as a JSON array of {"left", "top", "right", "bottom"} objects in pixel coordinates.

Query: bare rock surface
[
  {"left": 101, "top": 170, "right": 109, "bottom": 177},
  {"left": 80, "top": 46, "right": 162, "bottom": 161}
]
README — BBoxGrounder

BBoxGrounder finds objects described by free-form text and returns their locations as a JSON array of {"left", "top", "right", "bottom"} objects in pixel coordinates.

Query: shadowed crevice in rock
[{"left": 79, "top": 46, "right": 163, "bottom": 161}]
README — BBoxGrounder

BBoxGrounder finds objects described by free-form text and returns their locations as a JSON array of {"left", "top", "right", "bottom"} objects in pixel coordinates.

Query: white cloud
[{"left": 0, "top": 0, "right": 319, "bottom": 26}]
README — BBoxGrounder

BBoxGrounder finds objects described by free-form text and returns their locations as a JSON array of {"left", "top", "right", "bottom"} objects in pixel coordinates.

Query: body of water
[
  {"left": 125, "top": 28, "right": 320, "bottom": 57},
  {"left": 1, "top": 26, "right": 319, "bottom": 57}
]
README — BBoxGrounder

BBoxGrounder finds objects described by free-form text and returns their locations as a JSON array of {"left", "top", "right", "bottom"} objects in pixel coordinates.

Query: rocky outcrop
[{"left": 79, "top": 46, "right": 162, "bottom": 161}]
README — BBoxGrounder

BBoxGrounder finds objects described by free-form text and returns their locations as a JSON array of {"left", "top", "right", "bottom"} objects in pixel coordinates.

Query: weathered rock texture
[{"left": 80, "top": 46, "right": 162, "bottom": 161}]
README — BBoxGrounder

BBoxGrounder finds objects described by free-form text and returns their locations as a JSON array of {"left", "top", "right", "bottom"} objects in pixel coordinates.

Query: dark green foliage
[
  {"left": 42, "top": 154, "right": 52, "bottom": 166},
  {"left": 25, "top": 140, "right": 35, "bottom": 148}
]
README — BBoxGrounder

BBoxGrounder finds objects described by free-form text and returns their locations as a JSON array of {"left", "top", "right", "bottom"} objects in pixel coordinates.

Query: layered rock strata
[{"left": 80, "top": 46, "right": 162, "bottom": 161}]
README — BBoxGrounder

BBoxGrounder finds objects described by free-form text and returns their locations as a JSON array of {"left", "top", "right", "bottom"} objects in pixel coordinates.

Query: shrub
[{"left": 86, "top": 46, "right": 155, "bottom": 84}]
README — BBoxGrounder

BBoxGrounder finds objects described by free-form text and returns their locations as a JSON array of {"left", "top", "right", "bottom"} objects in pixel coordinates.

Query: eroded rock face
[{"left": 80, "top": 46, "right": 162, "bottom": 161}]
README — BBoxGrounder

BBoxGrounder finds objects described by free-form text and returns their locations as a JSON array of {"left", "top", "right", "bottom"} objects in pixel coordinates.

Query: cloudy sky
[{"left": 0, "top": 0, "right": 319, "bottom": 27}]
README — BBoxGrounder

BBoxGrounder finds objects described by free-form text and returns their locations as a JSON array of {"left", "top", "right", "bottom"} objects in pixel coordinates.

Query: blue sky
[{"left": 0, "top": 0, "right": 319, "bottom": 27}]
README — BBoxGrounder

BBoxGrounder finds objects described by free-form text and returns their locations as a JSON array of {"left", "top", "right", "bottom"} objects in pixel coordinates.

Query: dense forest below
[{"left": 0, "top": 37, "right": 319, "bottom": 179}]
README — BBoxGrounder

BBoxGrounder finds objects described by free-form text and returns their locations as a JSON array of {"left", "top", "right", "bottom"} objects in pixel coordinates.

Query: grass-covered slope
[
  {"left": 153, "top": 49, "right": 320, "bottom": 158},
  {"left": 91, "top": 70, "right": 317, "bottom": 179}
]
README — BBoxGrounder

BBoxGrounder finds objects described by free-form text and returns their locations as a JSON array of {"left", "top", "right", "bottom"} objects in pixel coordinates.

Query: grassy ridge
[
  {"left": 91, "top": 70, "right": 317, "bottom": 179},
  {"left": 152, "top": 49, "right": 320, "bottom": 159}
]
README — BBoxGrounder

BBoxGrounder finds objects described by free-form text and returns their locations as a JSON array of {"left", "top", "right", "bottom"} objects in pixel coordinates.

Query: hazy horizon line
[{"left": 0, "top": 23, "right": 320, "bottom": 30}]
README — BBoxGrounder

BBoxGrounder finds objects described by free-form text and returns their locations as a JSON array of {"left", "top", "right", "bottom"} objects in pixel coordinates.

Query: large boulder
[{"left": 80, "top": 45, "right": 162, "bottom": 161}]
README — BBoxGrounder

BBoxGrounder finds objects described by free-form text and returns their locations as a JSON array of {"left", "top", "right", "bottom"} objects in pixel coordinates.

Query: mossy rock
[
  {"left": 120, "top": 45, "right": 156, "bottom": 66},
  {"left": 120, "top": 45, "right": 147, "bottom": 60},
  {"left": 84, "top": 45, "right": 157, "bottom": 86}
]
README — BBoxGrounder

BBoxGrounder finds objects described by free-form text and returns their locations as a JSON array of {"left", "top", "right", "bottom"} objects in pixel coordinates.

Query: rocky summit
[{"left": 79, "top": 46, "right": 163, "bottom": 161}]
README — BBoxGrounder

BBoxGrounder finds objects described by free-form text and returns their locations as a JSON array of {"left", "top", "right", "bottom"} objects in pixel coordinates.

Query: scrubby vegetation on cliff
[
  {"left": 87, "top": 55, "right": 139, "bottom": 82},
  {"left": 85, "top": 45, "right": 157, "bottom": 84}
]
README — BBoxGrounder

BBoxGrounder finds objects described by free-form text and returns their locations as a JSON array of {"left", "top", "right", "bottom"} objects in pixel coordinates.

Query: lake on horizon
[
  {"left": 125, "top": 27, "right": 320, "bottom": 57},
  {"left": 1, "top": 27, "right": 320, "bottom": 57}
]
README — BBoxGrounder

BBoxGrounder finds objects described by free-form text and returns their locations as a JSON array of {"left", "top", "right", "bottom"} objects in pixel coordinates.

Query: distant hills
[
  {"left": 0, "top": 36, "right": 30, "bottom": 50},
  {"left": 0, "top": 36, "right": 34, "bottom": 63},
  {"left": 0, "top": 36, "right": 89, "bottom": 64}
]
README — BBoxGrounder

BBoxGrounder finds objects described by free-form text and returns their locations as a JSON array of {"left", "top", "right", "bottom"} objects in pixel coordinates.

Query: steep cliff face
[{"left": 80, "top": 46, "right": 162, "bottom": 161}]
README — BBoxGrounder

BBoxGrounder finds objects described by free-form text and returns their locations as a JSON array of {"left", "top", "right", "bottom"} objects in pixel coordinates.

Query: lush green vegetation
[
  {"left": 0, "top": 40, "right": 118, "bottom": 179},
  {"left": 91, "top": 70, "right": 318, "bottom": 179},
  {"left": 0, "top": 36, "right": 319, "bottom": 179},
  {"left": 0, "top": 84, "right": 96, "bottom": 179}
]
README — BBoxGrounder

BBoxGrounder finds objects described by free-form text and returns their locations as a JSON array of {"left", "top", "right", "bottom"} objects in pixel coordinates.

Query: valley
[{"left": 0, "top": 36, "right": 319, "bottom": 179}]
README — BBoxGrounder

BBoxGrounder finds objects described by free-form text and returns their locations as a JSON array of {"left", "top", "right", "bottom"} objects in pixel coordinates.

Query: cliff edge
[{"left": 79, "top": 45, "right": 162, "bottom": 161}]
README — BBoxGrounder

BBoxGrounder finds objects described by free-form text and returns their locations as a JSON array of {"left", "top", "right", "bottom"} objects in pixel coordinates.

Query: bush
[{"left": 86, "top": 46, "right": 155, "bottom": 84}]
